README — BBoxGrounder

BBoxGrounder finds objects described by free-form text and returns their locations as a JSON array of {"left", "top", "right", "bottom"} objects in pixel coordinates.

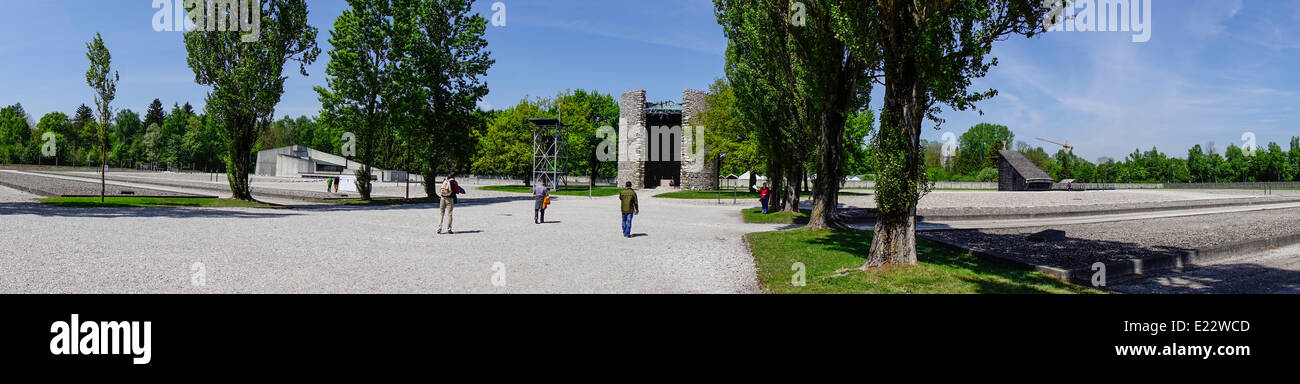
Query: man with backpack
[{"left": 437, "top": 172, "right": 467, "bottom": 234}]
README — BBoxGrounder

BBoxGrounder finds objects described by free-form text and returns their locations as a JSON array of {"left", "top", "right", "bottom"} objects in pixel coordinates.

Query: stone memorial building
[{"left": 616, "top": 89, "right": 718, "bottom": 190}]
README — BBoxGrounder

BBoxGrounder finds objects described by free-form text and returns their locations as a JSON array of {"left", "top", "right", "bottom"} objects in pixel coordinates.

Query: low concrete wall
[
  {"left": 717, "top": 178, "right": 1300, "bottom": 191},
  {"left": 463, "top": 174, "right": 617, "bottom": 186},
  {"left": 1165, "top": 182, "right": 1300, "bottom": 189}
]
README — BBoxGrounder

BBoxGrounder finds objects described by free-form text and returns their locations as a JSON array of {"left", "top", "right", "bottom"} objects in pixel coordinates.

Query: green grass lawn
[
  {"left": 480, "top": 185, "right": 623, "bottom": 197},
  {"left": 746, "top": 229, "right": 1100, "bottom": 294},
  {"left": 40, "top": 196, "right": 283, "bottom": 209},
  {"left": 741, "top": 208, "right": 810, "bottom": 224}
]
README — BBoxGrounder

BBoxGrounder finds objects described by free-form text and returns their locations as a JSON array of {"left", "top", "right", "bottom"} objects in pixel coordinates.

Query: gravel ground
[
  {"left": 1110, "top": 243, "right": 1300, "bottom": 294},
  {"left": 0, "top": 170, "right": 205, "bottom": 198},
  {"left": 0, "top": 187, "right": 781, "bottom": 293},
  {"left": 81, "top": 171, "right": 512, "bottom": 201},
  {"left": 921, "top": 208, "right": 1300, "bottom": 270},
  {"left": 837, "top": 189, "right": 1293, "bottom": 210},
  {"left": 0, "top": 184, "right": 36, "bottom": 202},
  {"left": 73, "top": 172, "right": 392, "bottom": 200},
  {"left": 663, "top": 189, "right": 1300, "bottom": 218}
]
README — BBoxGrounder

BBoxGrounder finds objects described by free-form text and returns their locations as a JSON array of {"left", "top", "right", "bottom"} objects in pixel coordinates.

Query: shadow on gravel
[
  {"left": 291, "top": 195, "right": 534, "bottom": 212},
  {"left": 0, "top": 202, "right": 299, "bottom": 219},
  {"left": 920, "top": 230, "right": 1193, "bottom": 271},
  {"left": 1109, "top": 263, "right": 1300, "bottom": 294},
  {"left": 917, "top": 230, "right": 1300, "bottom": 293}
]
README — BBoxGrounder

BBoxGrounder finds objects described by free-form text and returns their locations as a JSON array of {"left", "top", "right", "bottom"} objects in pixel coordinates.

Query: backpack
[{"left": 439, "top": 180, "right": 453, "bottom": 197}]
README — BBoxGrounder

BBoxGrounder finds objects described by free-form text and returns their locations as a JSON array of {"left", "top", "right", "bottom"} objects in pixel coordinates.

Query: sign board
[{"left": 339, "top": 174, "right": 358, "bottom": 193}]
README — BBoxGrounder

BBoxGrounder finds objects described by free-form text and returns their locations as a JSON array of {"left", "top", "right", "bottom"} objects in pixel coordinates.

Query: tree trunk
[
  {"left": 767, "top": 161, "right": 785, "bottom": 210},
  {"left": 422, "top": 153, "right": 441, "bottom": 199},
  {"left": 866, "top": 22, "right": 926, "bottom": 266},
  {"left": 783, "top": 165, "right": 801, "bottom": 213},
  {"left": 807, "top": 114, "right": 849, "bottom": 230},
  {"left": 867, "top": 208, "right": 917, "bottom": 266},
  {"left": 748, "top": 170, "right": 757, "bottom": 193},
  {"left": 589, "top": 147, "right": 599, "bottom": 190},
  {"left": 357, "top": 165, "right": 373, "bottom": 200},
  {"left": 100, "top": 138, "right": 106, "bottom": 203},
  {"left": 227, "top": 144, "right": 254, "bottom": 201}
]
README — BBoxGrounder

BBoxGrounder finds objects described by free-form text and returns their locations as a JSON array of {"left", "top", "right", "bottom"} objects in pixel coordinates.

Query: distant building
[
  {"left": 255, "top": 145, "right": 387, "bottom": 179},
  {"left": 997, "top": 150, "right": 1054, "bottom": 191}
]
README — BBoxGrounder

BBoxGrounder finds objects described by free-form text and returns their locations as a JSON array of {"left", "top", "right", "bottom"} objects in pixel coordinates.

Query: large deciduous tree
[
  {"left": 397, "top": 0, "right": 493, "bottom": 196},
  {"left": 185, "top": 0, "right": 320, "bottom": 200},
  {"left": 86, "top": 32, "right": 119, "bottom": 202},
  {"left": 555, "top": 89, "right": 620, "bottom": 190},
  {"left": 316, "top": 0, "right": 398, "bottom": 200},
  {"left": 861, "top": 0, "right": 1050, "bottom": 267},
  {"left": 697, "top": 78, "right": 765, "bottom": 192},
  {"left": 472, "top": 98, "right": 548, "bottom": 182},
  {"left": 716, "top": 0, "right": 878, "bottom": 229},
  {"left": 954, "top": 123, "right": 1014, "bottom": 174},
  {"left": 716, "top": 1, "right": 810, "bottom": 215}
]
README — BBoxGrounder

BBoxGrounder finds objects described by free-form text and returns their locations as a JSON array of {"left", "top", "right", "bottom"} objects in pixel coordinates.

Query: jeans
[
  {"left": 621, "top": 213, "right": 634, "bottom": 237},
  {"left": 760, "top": 197, "right": 769, "bottom": 214},
  {"left": 535, "top": 196, "right": 546, "bottom": 223}
]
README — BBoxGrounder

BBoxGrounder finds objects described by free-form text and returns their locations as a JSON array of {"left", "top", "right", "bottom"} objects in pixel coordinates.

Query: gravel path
[
  {"left": 0, "top": 184, "right": 37, "bottom": 202},
  {"left": 922, "top": 208, "right": 1300, "bottom": 270},
  {"left": 832, "top": 190, "right": 1289, "bottom": 210},
  {"left": 659, "top": 189, "right": 1300, "bottom": 220},
  {"left": 1109, "top": 244, "right": 1300, "bottom": 294},
  {"left": 0, "top": 170, "right": 205, "bottom": 198},
  {"left": 0, "top": 187, "right": 781, "bottom": 293}
]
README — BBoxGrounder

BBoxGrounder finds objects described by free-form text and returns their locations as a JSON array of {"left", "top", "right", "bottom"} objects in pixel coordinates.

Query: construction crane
[{"left": 1036, "top": 137, "right": 1074, "bottom": 153}]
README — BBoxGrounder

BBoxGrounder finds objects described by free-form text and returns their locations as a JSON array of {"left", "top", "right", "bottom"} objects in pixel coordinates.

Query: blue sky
[{"left": 0, "top": 0, "right": 1296, "bottom": 162}]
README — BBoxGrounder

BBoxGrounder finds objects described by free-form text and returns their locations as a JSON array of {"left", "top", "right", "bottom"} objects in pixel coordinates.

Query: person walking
[
  {"left": 333, "top": 176, "right": 340, "bottom": 193},
  {"left": 532, "top": 182, "right": 550, "bottom": 224},
  {"left": 437, "top": 172, "right": 467, "bottom": 234},
  {"left": 326, "top": 177, "right": 334, "bottom": 193},
  {"left": 618, "top": 181, "right": 639, "bottom": 238},
  {"left": 758, "top": 183, "right": 771, "bottom": 214}
]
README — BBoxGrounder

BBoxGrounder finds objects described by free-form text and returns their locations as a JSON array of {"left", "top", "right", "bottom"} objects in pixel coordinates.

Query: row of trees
[
  {"left": 714, "top": 0, "right": 1053, "bottom": 267},
  {"left": 471, "top": 90, "right": 620, "bottom": 188},
  {"left": 696, "top": 78, "right": 874, "bottom": 192},
  {"left": 0, "top": 99, "right": 342, "bottom": 174},
  {"left": 4, "top": 0, "right": 490, "bottom": 202},
  {"left": 312, "top": 0, "right": 492, "bottom": 199},
  {"left": 920, "top": 122, "right": 1300, "bottom": 184}
]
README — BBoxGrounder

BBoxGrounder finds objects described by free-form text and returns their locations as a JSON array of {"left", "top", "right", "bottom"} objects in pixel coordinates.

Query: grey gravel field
[
  {"left": 1109, "top": 243, "right": 1300, "bottom": 294},
  {"left": 0, "top": 185, "right": 782, "bottom": 293},
  {"left": 921, "top": 208, "right": 1300, "bottom": 270},
  {"left": 0, "top": 170, "right": 205, "bottom": 198}
]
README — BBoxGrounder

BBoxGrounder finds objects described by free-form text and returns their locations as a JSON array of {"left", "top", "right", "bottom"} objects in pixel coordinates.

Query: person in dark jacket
[
  {"left": 532, "top": 182, "right": 550, "bottom": 224},
  {"left": 618, "top": 182, "right": 639, "bottom": 238}
]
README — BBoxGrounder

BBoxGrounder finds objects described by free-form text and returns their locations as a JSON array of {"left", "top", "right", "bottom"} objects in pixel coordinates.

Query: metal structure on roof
[
  {"left": 645, "top": 101, "right": 683, "bottom": 115},
  {"left": 529, "top": 118, "right": 568, "bottom": 190}
]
